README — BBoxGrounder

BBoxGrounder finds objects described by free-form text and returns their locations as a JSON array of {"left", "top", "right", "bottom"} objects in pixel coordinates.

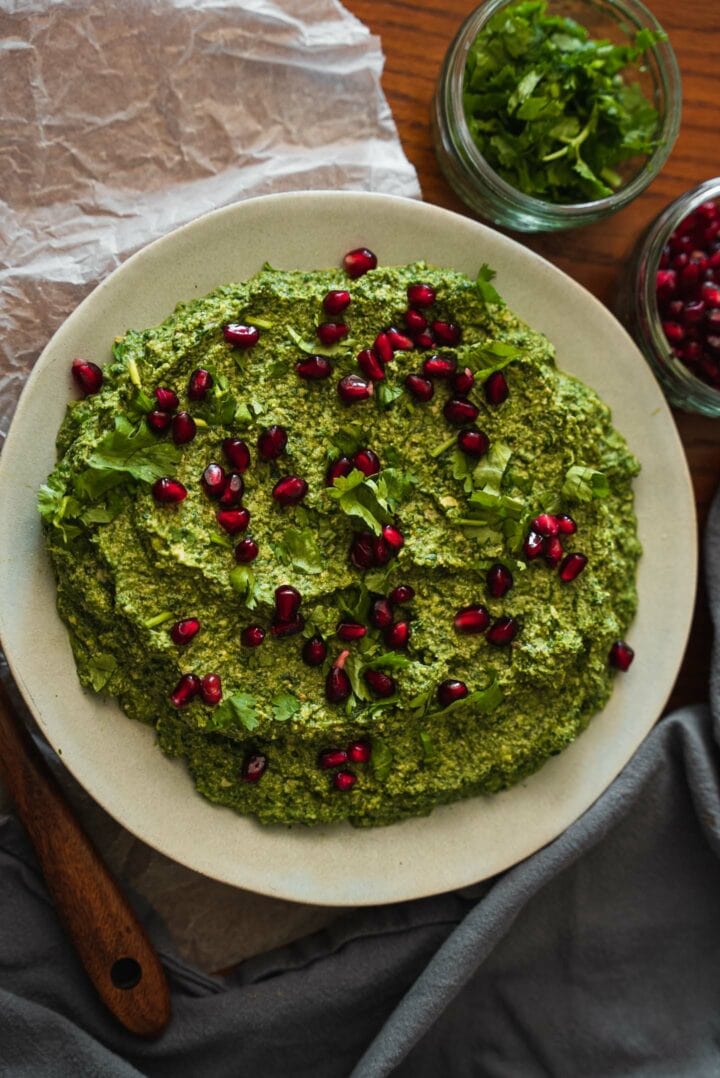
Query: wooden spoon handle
[{"left": 0, "top": 679, "right": 171, "bottom": 1037}]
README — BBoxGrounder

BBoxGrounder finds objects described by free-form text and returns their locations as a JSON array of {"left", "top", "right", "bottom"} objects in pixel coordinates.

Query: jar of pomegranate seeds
[
  {"left": 617, "top": 179, "right": 720, "bottom": 416},
  {"left": 432, "top": 0, "right": 681, "bottom": 232}
]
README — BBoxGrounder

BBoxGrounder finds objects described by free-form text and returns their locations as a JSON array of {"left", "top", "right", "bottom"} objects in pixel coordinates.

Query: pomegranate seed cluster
[
  {"left": 42, "top": 245, "right": 640, "bottom": 827},
  {"left": 656, "top": 199, "right": 720, "bottom": 388}
]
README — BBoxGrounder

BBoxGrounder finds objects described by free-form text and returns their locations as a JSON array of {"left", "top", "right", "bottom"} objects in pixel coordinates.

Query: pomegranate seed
[
  {"left": 454, "top": 605, "right": 490, "bottom": 633},
  {"left": 234, "top": 537, "right": 259, "bottom": 562},
  {"left": 217, "top": 507, "right": 250, "bottom": 534},
  {"left": 170, "top": 618, "right": 200, "bottom": 645},
  {"left": 337, "top": 620, "right": 367, "bottom": 641},
  {"left": 559, "top": 552, "right": 588, "bottom": 582},
  {"left": 444, "top": 399, "right": 479, "bottom": 425},
  {"left": 71, "top": 359, "right": 103, "bottom": 396},
  {"left": 702, "top": 282, "right": 720, "bottom": 306},
  {"left": 154, "top": 386, "right": 179, "bottom": 412},
  {"left": 317, "top": 322, "right": 349, "bottom": 346},
  {"left": 486, "top": 616, "right": 519, "bottom": 646},
  {"left": 326, "top": 653, "right": 352, "bottom": 703},
  {"left": 364, "top": 669, "right": 396, "bottom": 698},
  {"left": 423, "top": 354, "right": 456, "bottom": 378},
  {"left": 484, "top": 371, "right": 509, "bottom": 405},
  {"left": 437, "top": 679, "right": 468, "bottom": 707},
  {"left": 323, "top": 289, "right": 351, "bottom": 315},
  {"left": 532, "top": 513, "right": 559, "bottom": 537},
  {"left": 201, "top": 463, "right": 227, "bottom": 499},
  {"left": 386, "top": 327, "right": 414, "bottom": 351},
  {"left": 241, "top": 625, "right": 265, "bottom": 647},
  {"left": 319, "top": 748, "right": 349, "bottom": 769},
  {"left": 609, "top": 640, "right": 635, "bottom": 671},
  {"left": 147, "top": 410, "right": 172, "bottom": 434},
  {"left": 270, "top": 616, "right": 305, "bottom": 638},
  {"left": 389, "top": 584, "right": 415, "bottom": 605},
  {"left": 556, "top": 514, "right": 577, "bottom": 535},
  {"left": 348, "top": 740, "right": 371, "bottom": 763},
  {"left": 544, "top": 536, "right": 564, "bottom": 567},
  {"left": 662, "top": 321, "right": 684, "bottom": 344},
  {"left": 405, "top": 308, "right": 428, "bottom": 334},
  {"left": 172, "top": 411, "right": 197, "bottom": 445},
  {"left": 452, "top": 367, "right": 475, "bottom": 396},
  {"left": 486, "top": 563, "right": 513, "bottom": 598},
  {"left": 218, "top": 472, "right": 245, "bottom": 507},
  {"left": 382, "top": 524, "right": 404, "bottom": 551},
  {"left": 374, "top": 332, "right": 394, "bottom": 364},
  {"left": 272, "top": 475, "right": 308, "bottom": 506},
  {"left": 407, "top": 282, "right": 436, "bottom": 307},
  {"left": 188, "top": 368, "right": 213, "bottom": 401},
  {"left": 326, "top": 456, "right": 354, "bottom": 484},
  {"left": 697, "top": 201, "right": 719, "bottom": 221},
  {"left": 302, "top": 635, "right": 327, "bottom": 666},
  {"left": 275, "top": 585, "right": 302, "bottom": 621},
  {"left": 523, "top": 531, "right": 546, "bottom": 559},
  {"left": 656, "top": 269, "right": 677, "bottom": 302},
  {"left": 413, "top": 330, "right": 435, "bottom": 350},
  {"left": 405, "top": 373, "right": 434, "bottom": 401},
  {"left": 242, "top": 753, "right": 267, "bottom": 783},
  {"left": 338, "top": 373, "right": 372, "bottom": 403},
  {"left": 385, "top": 620, "right": 410, "bottom": 649},
  {"left": 296, "top": 355, "right": 332, "bottom": 380},
  {"left": 373, "top": 535, "right": 392, "bottom": 565},
  {"left": 457, "top": 428, "right": 489, "bottom": 457},
  {"left": 343, "top": 247, "right": 377, "bottom": 278},
  {"left": 350, "top": 531, "right": 375, "bottom": 569},
  {"left": 357, "top": 348, "right": 386, "bottom": 381},
  {"left": 170, "top": 673, "right": 201, "bottom": 707},
  {"left": 354, "top": 448, "right": 381, "bottom": 477},
  {"left": 222, "top": 438, "right": 251, "bottom": 472},
  {"left": 223, "top": 324, "right": 259, "bottom": 348},
  {"left": 333, "top": 770, "right": 356, "bottom": 791},
  {"left": 200, "top": 673, "right": 222, "bottom": 706},
  {"left": 152, "top": 477, "right": 187, "bottom": 504},
  {"left": 258, "top": 425, "right": 287, "bottom": 462},
  {"left": 432, "top": 321, "right": 462, "bottom": 345},
  {"left": 370, "top": 598, "right": 394, "bottom": 628}
]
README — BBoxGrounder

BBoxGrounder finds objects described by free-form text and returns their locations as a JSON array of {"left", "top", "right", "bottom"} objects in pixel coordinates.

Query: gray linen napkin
[{"left": 2, "top": 493, "right": 719, "bottom": 1076}]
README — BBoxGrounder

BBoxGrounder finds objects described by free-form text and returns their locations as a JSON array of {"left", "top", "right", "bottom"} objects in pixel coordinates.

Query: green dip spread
[{"left": 39, "top": 255, "right": 640, "bottom": 827}]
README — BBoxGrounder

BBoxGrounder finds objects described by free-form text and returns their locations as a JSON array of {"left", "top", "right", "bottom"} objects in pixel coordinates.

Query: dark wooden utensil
[{"left": 0, "top": 677, "right": 171, "bottom": 1037}]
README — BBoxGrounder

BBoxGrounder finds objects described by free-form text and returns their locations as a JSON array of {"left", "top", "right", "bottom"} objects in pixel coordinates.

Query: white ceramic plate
[{"left": 0, "top": 191, "right": 696, "bottom": 906}]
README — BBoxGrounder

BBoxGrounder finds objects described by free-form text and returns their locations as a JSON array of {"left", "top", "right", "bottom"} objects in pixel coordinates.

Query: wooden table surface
[{"left": 350, "top": 0, "right": 720, "bottom": 711}]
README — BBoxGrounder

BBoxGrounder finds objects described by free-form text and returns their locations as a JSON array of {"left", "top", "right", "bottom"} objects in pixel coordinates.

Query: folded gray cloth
[{"left": 3, "top": 489, "right": 720, "bottom": 1077}]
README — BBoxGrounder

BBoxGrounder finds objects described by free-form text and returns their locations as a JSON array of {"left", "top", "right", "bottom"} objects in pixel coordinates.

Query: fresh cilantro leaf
[
  {"left": 473, "top": 442, "right": 512, "bottom": 493},
  {"left": 324, "top": 468, "right": 392, "bottom": 536},
  {"left": 426, "top": 676, "right": 503, "bottom": 719},
  {"left": 276, "top": 526, "right": 323, "bottom": 574},
  {"left": 376, "top": 383, "right": 404, "bottom": 410},
  {"left": 419, "top": 730, "right": 438, "bottom": 761},
  {"left": 331, "top": 423, "right": 366, "bottom": 457},
  {"left": 86, "top": 653, "right": 117, "bottom": 693},
  {"left": 371, "top": 737, "right": 394, "bottom": 782},
  {"left": 476, "top": 264, "right": 504, "bottom": 306},
  {"left": 562, "top": 465, "right": 610, "bottom": 502},
  {"left": 271, "top": 692, "right": 301, "bottom": 722},
  {"left": 86, "top": 417, "right": 182, "bottom": 486},
  {"left": 229, "top": 566, "right": 258, "bottom": 607},
  {"left": 212, "top": 692, "right": 259, "bottom": 732},
  {"left": 287, "top": 326, "right": 346, "bottom": 358},
  {"left": 37, "top": 479, "right": 83, "bottom": 544},
  {"left": 451, "top": 448, "right": 475, "bottom": 495},
  {"left": 362, "top": 652, "right": 414, "bottom": 672}
]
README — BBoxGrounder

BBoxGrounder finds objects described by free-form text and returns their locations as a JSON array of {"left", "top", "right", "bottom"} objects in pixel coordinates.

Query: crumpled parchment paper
[{"left": 0, "top": 0, "right": 420, "bottom": 970}]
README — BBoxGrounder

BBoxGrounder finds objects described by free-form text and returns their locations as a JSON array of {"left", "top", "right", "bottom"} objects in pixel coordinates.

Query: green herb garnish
[{"left": 463, "top": 0, "right": 664, "bottom": 203}]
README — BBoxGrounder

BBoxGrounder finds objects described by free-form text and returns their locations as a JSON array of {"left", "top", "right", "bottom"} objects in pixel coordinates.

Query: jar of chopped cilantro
[{"left": 432, "top": 0, "right": 681, "bottom": 232}]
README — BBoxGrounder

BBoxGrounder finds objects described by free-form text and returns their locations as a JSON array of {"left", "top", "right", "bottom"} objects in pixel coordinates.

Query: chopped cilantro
[
  {"left": 212, "top": 692, "right": 259, "bottom": 732},
  {"left": 86, "top": 653, "right": 117, "bottom": 693},
  {"left": 476, "top": 264, "right": 505, "bottom": 306},
  {"left": 271, "top": 692, "right": 301, "bottom": 722},
  {"left": 371, "top": 737, "right": 394, "bottom": 782},
  {"left": 83, "top": 416, "right": 181, "bottom": 487},
  {"left": 463, "top": 0, "right": 664, "bottom": 203},
  {"left": 228, "top": 566, "right": 258, "bottom": 607},
  {"left": 276, "top": 525, "right": 323, "bottom": 575},
  {"left": 562, "top": 465, "right": 610, "bottom": 502}
]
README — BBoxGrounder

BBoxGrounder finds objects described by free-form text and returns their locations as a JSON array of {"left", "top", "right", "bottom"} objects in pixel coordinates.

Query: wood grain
[
  {"left": 0, "top": 679, "right": 171, "bottom": 1037},
  {"left": 349, "top": 0, "right": 720, "bottom": 709}
]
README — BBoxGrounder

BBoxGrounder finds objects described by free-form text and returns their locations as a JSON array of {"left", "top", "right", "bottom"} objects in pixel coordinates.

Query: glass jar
[
  {"left": 616, "top": 178, "right": 720, "bottom": 416},
  {"left": 432, "top": 0, "right": 682, "bottom": 232}
]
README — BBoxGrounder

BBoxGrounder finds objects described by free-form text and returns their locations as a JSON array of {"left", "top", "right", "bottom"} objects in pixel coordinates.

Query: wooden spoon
[{"left": 0, "top": 677, "right": 171, "bottom": 1037}]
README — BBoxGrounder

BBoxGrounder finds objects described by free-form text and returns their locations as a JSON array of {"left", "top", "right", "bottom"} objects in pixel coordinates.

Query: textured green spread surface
[{"left": 40, "top": 259, "right": 640, "bottom": 827}]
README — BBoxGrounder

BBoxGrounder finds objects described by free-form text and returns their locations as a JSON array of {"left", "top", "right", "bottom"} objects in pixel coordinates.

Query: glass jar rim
[{"left": 441, "top": 0, "right": 682, "bottom": 221}]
